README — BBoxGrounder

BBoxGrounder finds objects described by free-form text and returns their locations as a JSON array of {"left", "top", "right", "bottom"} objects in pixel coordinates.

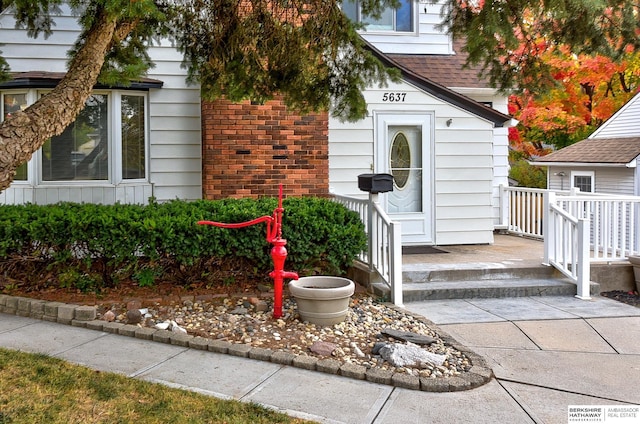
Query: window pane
[
  {"left": 2, "top": 93, "right": 28, "bottom": 180},
  {"left": 42, "top": 94, "right": 109, "bottom": 181},
  {"left": 121, "top": 95, "right": 145, "bottom": 179},
  {"left": 395, "top": 0, "right": 413, "bottom": 31},
  {"left": 363, "top": 7, "right": 393, "bottom": 30},
  {"left": 341, "top": 0, "right": 358, "bottom": 22},
  {"left": 3, "top": 92, "right": 26, "bottom": 119},
  {"left": 574, "top": 175, "right": 592, "bottom": 193}
]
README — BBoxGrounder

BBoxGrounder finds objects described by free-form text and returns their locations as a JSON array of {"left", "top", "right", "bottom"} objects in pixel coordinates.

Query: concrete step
[
  {"left": 370, "top": 265, "right": 601, "bottom": 302},
  {"left": 402, "top": 265, "right": 561, "bottom": 284},
  {"left": 372, "top": 277, "right": 601, "bottom": 302}
]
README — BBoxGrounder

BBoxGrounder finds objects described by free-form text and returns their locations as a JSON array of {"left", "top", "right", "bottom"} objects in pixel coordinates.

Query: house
[
  {"left": 532, "top": 91, "right": 640, "bottom": 196},
  {"left": 0, "top": 2, "right": 512, "bottom": 246}
]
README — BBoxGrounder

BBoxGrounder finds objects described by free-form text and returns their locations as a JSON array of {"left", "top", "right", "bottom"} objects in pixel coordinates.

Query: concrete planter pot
[
  {"left": 289, "top": 276, "right": 355, "bottom": 326},
  {"left": 628, "top": 256, "right": 640, "bottom": 293}
]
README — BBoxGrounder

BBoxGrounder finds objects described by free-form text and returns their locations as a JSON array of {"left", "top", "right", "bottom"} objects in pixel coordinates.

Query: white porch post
[
  {"left": 498, "top": 184, "right": 509, "bottom": 229},
  {"left": 367, "top": 192, "right": 376, "bottom": 272},
  {"left": 543, "top": 191, "right": 554, "bottom": 265},
  {"left": 576, "top": 217, "right": 592, "bottom": 299},
  {"left": 389, "top": 220, "right": 403, "bottom": 307}
]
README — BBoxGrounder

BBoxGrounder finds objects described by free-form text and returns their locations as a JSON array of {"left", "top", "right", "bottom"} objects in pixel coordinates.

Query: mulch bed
[{"left": 600, "top": 290, "right": 640, "bottom": 308}]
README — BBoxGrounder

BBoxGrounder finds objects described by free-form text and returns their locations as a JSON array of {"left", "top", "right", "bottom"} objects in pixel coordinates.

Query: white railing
[
  {"left": 556, "top": 194, "right": 640, "bottom": 261},
  {"left": 545, "top": 192, "right": 591, "bottom": 299},
  {"left": 333, "top": 194, "right": 403, "bottom": 306},
  {"left": 499, "top": 186, "right": 546, "bottom": 238},
  {"left": 500, "top": 185, "right": 640, "bottom": 298}
]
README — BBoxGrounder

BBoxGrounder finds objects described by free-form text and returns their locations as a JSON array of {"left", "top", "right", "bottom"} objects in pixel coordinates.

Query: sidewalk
[{"left": 1, "top": 294, "right": 639, "bottom": 423}]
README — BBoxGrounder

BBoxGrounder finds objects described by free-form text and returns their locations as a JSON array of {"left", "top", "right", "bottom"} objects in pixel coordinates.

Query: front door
[{"left": 376, "top": 113, "right": 433, "bottom": 244}]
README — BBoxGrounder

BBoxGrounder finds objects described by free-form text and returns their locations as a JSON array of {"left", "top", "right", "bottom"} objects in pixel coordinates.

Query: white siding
[
  {"left": 329, "top": 79, "right": 497, "bottom": 245},
  {"left": 591, "top": 92, "right": 640, "bottom": 139},
  {"left": 0, "top": 5, "right": 202, "bottom": 204},
  {"left": 546, "top": 166, "right": 636, "bottom": 195}
]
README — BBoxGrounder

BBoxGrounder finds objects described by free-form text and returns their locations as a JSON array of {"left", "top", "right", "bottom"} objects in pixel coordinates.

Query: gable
[
  {"left": 590, "top": 92, "right": 640, "bottom": 139},
  {"left": 365, "top": 42, "right": 511, "bottom": 127}
]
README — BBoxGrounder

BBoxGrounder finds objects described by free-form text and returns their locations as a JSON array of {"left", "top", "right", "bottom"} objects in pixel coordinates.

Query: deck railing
[
  {"left": 333, "top": 194, "right": 403, "bottom": 306},
  {"left": 500, "top": 185, "right": 640, "bottom": 298}
]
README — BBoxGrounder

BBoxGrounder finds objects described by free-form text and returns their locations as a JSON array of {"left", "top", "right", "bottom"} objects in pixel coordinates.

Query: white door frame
[{"left": 374, "top": 111, "right": 434, "bottom": 245}]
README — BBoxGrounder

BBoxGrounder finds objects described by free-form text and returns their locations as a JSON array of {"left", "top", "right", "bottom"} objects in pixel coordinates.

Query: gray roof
[{"left": 533, "top": 137, "right": 640, "bottom": 165}]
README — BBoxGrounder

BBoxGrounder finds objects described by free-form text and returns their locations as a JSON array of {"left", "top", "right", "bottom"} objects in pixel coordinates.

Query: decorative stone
[
  {"left": 372, "top": 342, "right": 387, "bottom": 355},
  {"left": 381, "top": 328, "right": 436, "bottom": 345},
  {"left": 126, "top": 309, "right": 142, "bottom": 324},
  {"left": 309, "top": 340, "right": 337, "bottom": 356},
  {"left": 102, "top": 310, "right": 116, "bottom": 322},
  {"left": 171, "top": 321, "right": 187, "bottom": 334},
  {"left": 379, "top": 342, "right": 447, "bottom": 368},
  {"left": 155, "top": 321, "right": 170, "bottom": 330}
]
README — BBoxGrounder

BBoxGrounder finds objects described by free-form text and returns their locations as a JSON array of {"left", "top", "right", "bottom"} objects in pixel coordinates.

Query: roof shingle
[
  {"left": 533, "top": 137, "right": 640, "bottom": 165},
  {"left": 388, "top": 39, "right": 488, "bottom": 89}
]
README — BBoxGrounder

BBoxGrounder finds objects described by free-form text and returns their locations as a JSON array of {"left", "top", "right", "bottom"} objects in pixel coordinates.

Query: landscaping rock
[
  {"left": 381, "top": 328, "right": 436, "bottom": 345},
  {"left": 310, "top": 341, "right": 337, "bottom": 356},
  {"left": 379, "top": 342, "right": 447, "bottom": 368},
  {"left": 126, "top": 309, "right": 142, "bottom": 324}
]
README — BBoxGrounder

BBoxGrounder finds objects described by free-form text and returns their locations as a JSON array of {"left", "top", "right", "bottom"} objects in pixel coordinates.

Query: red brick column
[{"left": 201, "top": 98, "right": 329, "bottom": 199}]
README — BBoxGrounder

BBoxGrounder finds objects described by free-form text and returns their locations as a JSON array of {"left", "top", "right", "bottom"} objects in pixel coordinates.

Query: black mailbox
[{"left": 358, "top": 173, "right": 394, "bottom": 194}]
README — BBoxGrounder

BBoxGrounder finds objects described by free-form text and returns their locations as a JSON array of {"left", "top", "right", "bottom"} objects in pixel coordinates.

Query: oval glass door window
[{"left": 390, "top": 132, "right": 410, "bottom": 189}]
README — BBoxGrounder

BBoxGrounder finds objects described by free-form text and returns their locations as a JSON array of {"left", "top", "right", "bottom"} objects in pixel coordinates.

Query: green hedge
[{"left": 0, "top": 197, "right": 366, "bottom": 291}]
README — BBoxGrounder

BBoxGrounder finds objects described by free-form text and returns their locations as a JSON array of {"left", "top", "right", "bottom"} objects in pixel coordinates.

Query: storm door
[{"left": 376, "top": 113, "right": 433, "bottom": 244}]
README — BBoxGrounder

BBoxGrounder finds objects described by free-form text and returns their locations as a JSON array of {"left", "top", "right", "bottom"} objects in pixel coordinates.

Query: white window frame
[
  {"left": 343, "top": 0, "right": 417, "bottom": 34},
  {"left": 2, "top": 89, "right": 149, "bottom": 186},
  {"left": 571, "top": 170, "right": 595, "bottom": 193},
  {"left": 2, "top": 90, "right": 37, "bottom": 184}
]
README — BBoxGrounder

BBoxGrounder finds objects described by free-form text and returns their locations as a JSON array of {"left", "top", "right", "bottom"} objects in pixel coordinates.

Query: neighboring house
[
  {"left": 0, "top": 2, "right": 512, "bottom": 246},
  {"left": 532, "top": 91, "right": 640, "bottom": 196}
]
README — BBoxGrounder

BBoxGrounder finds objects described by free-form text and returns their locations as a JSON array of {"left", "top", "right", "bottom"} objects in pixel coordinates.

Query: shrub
[{"left": 0, "top": 197, "right": 366, "bottom": 292}]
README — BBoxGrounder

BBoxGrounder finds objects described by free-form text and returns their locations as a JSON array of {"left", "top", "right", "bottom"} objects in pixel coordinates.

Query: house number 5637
[{"left": 382, "top": 92, "right": 406, "bottom": 102}]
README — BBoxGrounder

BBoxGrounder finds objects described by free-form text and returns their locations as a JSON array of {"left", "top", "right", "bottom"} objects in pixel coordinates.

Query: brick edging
[{"left": 0, "top": 294, "right": 494, "bottom": 392}]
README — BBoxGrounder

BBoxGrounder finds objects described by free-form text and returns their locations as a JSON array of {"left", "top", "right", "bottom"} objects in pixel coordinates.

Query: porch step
[
  {"left": 402, "top": 265, "right": 560, "bottom": 283},
  {"left": 371, "top": 266, "right": 600, "bottom": 302},
  {"left": 402, "top": 278, "right": 594, "bottom": 302}
]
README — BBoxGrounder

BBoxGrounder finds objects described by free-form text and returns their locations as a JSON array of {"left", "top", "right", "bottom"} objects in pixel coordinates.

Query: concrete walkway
[{"left": 1, "top": 295, "right": 639, "bottom": 423}]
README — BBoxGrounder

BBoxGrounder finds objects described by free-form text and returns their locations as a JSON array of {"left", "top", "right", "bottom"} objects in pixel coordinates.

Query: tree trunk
[{"left": 0, "top": 11, "right": 120, "bottom": 192}]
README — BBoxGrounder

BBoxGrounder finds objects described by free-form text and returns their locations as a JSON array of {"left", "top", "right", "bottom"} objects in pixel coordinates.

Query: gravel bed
[{"left": 98, "top": 294, "right": 472, "bottom": 379}]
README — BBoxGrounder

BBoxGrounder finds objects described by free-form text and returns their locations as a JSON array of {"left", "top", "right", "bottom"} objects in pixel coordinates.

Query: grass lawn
[{"left": 0, "top": 348, "right": 315, "bottom": 424}]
